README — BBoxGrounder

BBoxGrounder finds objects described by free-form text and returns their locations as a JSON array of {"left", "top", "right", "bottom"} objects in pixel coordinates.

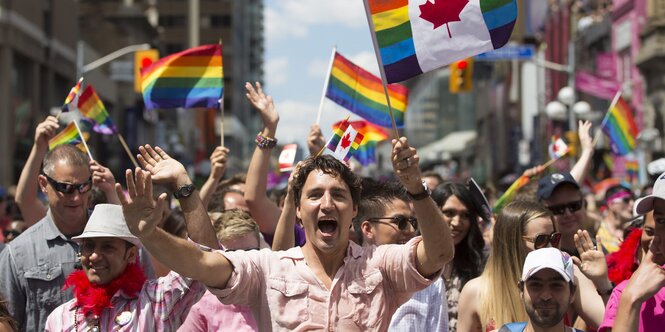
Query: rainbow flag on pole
[
  {"left": 493, "top": 175, "right": 530, "bottom": 212},
  {"left": 326, "top": 52, "right": 408, "bottom": 128},
  {"left": 601, "top": 95, "right": 638, "bottom": 156},
  {"left": 333, "top": 120, "right": 389, "bottom": 165},
  {"left": 141, "top": 44, "right": 224, "bottom": 110},
  {"left": 363, "top": 0, "right": 517, "bottom": 83},
  {"left": 48, "top": 121, "right": 90, "bottom": 150},
  {"left": 326, "top": 119, "right": 365, "bottom": 163},
  {"left": 78, "top": 85, "right": 118, "bottom": 135},
  {"left": 62, "top": 77, "right": 84, "bottom": 112}
]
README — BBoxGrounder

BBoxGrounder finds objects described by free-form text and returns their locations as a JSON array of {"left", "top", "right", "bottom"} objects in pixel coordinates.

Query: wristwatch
[
  {"left": 407, "top": 180, "right": 431, "bottom": 201},
  {"left": 173, "top": 183, "right": 196, "bottom": 199}
]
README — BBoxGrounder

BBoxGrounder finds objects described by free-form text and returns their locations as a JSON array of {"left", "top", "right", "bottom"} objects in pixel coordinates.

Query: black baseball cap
[{"left": 537, "top": 172, "right": 580, "bottom": 201}]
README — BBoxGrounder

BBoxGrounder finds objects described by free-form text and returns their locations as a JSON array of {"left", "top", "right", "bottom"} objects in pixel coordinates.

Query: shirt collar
[{"left": 43, "top": 210, "right": 68, "bottom": 241}]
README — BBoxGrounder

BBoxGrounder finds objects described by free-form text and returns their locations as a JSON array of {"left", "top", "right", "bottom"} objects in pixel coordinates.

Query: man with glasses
[
  {"left": 0, "top": 144, "right": 100, "bottom": 331},
  {"left": 537, "top": 172, "right": 587, "bottom": 257},
  {"left": 352, "top": 178, "right": 448, "bottom": 331}
]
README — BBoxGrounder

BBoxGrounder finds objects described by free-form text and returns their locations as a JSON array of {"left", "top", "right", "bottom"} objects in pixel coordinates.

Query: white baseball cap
[
  {"left": 634, "top": 172, "right": 665, "bottom": 215},
  {"left": 521, "top": 248, "right": 575, "bottom": 284},
  {"left": 72, "top": 204, "right": 142, "bottom": 247}
]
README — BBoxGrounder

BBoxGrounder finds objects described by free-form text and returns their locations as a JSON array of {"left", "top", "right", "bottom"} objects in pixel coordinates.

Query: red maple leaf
[
  {"left": 340, "top": 133, "right": 352, "bottom": 149},
  {"left": 419, "top": 0, "right": 469, "bottom": 38}
]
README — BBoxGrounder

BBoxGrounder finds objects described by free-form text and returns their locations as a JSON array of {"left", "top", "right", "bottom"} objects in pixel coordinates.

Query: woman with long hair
[
  {"left": 457, "top": 200, "right": 608, "bottom": 332},
  {"left": 431, "top": 182, "right": 486, "bottom": 332}
]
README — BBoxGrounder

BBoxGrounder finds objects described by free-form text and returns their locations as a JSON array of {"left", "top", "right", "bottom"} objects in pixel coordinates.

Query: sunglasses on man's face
[
  {"left": 546, "top": 199, "right": 584, "bottom": 216},
  {"left": 368, "top": 216, "right": 418, "bottom": 231},
  {"left": 523, "top": 232, "right": 562, "bottom": 249},
  {"left": 43, "top": 174, "right": 93, "bottom": 195}
]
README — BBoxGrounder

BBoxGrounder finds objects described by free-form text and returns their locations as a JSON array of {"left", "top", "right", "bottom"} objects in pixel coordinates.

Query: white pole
[
  {"left": 592, "top": 89, "right": 622, "bottom": 147},
  {"left": 316, "top": 46, "right": 337, "bottom": 125},
  {"left": 72, "top": 120, "right": 94, "bottom": 161}
]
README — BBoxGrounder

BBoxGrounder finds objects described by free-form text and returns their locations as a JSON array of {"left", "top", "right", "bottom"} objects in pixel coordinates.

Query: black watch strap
[
  {"left": 173, "top": 183, "right": 195, "bottom": 199},
  {"left": 407, "top": 181, "right": 431, "bottom": 201}
]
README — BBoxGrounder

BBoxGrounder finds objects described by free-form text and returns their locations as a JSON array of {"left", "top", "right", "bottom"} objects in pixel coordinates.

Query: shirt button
[{"left": 47, "top": 274, "right": 51, "bottom": 279}]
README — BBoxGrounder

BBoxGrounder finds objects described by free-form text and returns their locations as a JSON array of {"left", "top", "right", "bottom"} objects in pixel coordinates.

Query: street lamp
[{"left": 545, "top": 100, "right": 567, "bottom": 120}]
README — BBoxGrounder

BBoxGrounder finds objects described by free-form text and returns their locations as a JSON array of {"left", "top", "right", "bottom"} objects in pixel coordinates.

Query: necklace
[{"left": 74, "top": 306, "right": 100, "bottom": 332}]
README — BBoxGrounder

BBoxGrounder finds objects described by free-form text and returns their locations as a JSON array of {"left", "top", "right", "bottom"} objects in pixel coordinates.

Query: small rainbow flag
[
  {"left": 48, "top": 121, "right": 90, "bottom": 150},
  {"left": 548, "top": 135, "right": 569, "bottom": 160},
  {"left": 326, "top": 52, "right": 408, "bottom": 128},
  {"left": 141, "top": 44, "right": 223, "bottom": 110},
  {"left": 62, "top": 77, "right": 84, "bottom": 112},
  {"left": 625, "top": 159, "right": 638, "bottom": 179},
  {"left": 78, "top": 85, "right": 118, "bottom": 135},
  {"left": 364, "top": 0, "right": 517, "bottom": 83},
  {"left": 326, "top": 119, "right": 365, "bottom": 163},
  {"left": 333, "top": 120, "right": 389, "bottom": 165},
  {"left": 601, "top": 96, "right": 638, "bottom": 156},
  {"left": 493, "top": 175, "right": 530, "bottom": 212}
]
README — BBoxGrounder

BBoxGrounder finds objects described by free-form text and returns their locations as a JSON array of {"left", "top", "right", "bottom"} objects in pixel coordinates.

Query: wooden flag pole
[
  {"left": 219, "top": 38, "right": 225, "bottom": 147},
  {"left": 316, "top": 45, "right": 337, "bottom": 125},
  {"left": 117, "top": 134, "right": 139, "bottom": 168},
  {"left": 592, "top": 89, "right": 622, "bottom": 147},
  {"left": 362, "top": 0, "right": 399, "bottom": 139},
  {"left": 72, "top": 120, "right": 94, "bottom": 161}
]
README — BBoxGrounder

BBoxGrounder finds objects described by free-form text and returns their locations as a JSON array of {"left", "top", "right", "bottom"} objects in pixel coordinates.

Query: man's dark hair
[
  {"left": 422, "top": 170, "right": 444, "bottom": 186},
  {"left": 291, "top": 155, "right": 361, "bottom": 208},
  {"left": 352, "top": 178, "right": 410, "bottom": 245},
  {"left": 431, "top": 182, "right": 486, "bottom": 288},
  {"left": 42, "top": 144, "right": 90, "bottom": 177}
]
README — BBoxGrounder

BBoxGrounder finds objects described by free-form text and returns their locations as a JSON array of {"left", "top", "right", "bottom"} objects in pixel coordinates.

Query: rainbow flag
[
  {"left": 548, "top": 135, "right": 569, "bottom": 160},
  {"left": 326, "top": 52, "right": 408, "bottom": 128},
  {"left": 333, "top": 120, "right": 389, "bottom": 165},
  {"left": 78, "top": 85, "right": 118, "bottom": 135},
  {"left": 326, "top": 120, "right": 365, "bottom": 163},
  {"left": 62, "top": 77, "right": 84, "bottom": 112},
  {"left": 48, "top": 121, "right": 90, "bottom": 150},
  {"left": 493, "top": 175, "right": 530, "bottom": 212},
  {"left": 601, "top": 96, "right": 638, "bottom": 155},
  {"left": 625, "top": 159, "right": 638, "bottom": 180},
  {"left": 364, "top": 0, "right": 517, "bottom": 83},
  {"left": 141, "top": 44, "right": 223, "bottom": 110}
]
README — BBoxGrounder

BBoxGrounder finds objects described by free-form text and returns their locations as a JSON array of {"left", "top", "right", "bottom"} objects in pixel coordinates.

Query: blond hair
[
  {"left": 210, "top": 209, "right": 260, "bottom": 244},
  {"left": 478, "top": 200, "right": 554, "bottom": 329}
]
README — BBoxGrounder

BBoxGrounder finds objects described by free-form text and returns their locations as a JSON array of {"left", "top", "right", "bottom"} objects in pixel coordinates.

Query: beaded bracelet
[{"left": 255, "top": 132, "right": 277, "bottom": 149}]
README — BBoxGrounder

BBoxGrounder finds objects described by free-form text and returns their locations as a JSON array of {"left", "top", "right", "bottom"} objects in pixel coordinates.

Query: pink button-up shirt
[
  {"left": 178, "top": 290, "right": 258, "bottom": 331},
  {"left": 44, "top": 271, "right": 205, "bottom": 331},
  {"left": 209, "top": 236, "right": 436, "bottom": 331}
]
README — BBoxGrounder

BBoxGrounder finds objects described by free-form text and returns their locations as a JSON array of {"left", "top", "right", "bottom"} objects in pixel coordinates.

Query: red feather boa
[
  {"left": 606, "top": 228, "right": 642, "bottom": 284},
  {"left": 64, "top": 263, "right": 146, "bottom": 317}
]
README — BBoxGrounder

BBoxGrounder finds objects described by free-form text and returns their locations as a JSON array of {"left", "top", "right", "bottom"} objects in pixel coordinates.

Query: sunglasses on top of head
[
  {"left": 43, "top": 173, "right": 93, "bottom": 194},
  {"left": 547, "top": 199, "right": 584, "bottom": 216},
  {"left": 523, "top": 232, "right": 562, "bottom": 249},
  {"left": 368, "top": 216, "right": 418, "bottom": 231}
]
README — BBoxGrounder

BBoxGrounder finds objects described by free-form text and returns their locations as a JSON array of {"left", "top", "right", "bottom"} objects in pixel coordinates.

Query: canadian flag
[
  {"left": 278, "top": 144, "right": 298, "bottom": 173},
  {"left": 548, "top": 136, "right": 569, "bottom": 160},
  {"left": 325, "top": 123, "right": 364, "bottom": 163}
]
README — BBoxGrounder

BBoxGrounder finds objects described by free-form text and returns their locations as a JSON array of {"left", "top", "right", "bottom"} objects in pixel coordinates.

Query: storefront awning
[{"left": 418, "top": 130, "right": 477, "bottom": 162}]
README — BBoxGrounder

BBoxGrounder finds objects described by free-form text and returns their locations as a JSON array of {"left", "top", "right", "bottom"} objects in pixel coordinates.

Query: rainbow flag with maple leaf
[
  {"left": 332, "top": 119, "right": 389, "bottom": 166},
  {"left": 326, "top": 52, "right": 408, "bottom": 128},
  {"left": 325, "top": 119, "right": 365, "bottom": 163},
  {"left": 364, "top": 0, "right": 517, "bottom": 83},
  {"left": 62, "top": 77, "right": 84, "bottom": 112}
]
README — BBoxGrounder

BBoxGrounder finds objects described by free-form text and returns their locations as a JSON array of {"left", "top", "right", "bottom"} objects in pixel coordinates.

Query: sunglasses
[
  {"left": 547, "top": 199, "right": 584, "bottom": 216},
  {"left": 3, "top": 229, "right": 21, "bottom": 238},
  {"left": 368, "top": 216, "right": 418, "bottom": 231},
  {"left": 43, "top": 174, "right": 93, "bottom": 195},
  {"left": 523, "top": 232, "right": 562, "bottom": 249}
]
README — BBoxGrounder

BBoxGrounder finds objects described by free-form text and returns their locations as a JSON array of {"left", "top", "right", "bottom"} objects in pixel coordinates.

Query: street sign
[{"left": 475, "top": 45, "right": 535, "bottom": 61}]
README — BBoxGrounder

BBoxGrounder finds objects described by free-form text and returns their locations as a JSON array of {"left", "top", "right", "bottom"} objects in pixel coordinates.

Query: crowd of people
[{"left": 0, "top": 82, "right": 664, "bottom": 331}]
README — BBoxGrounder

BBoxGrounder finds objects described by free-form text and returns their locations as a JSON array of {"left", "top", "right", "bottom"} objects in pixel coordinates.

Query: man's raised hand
[
  {"left": 137, "top": 144, "right": 189, "bottom": 187},
  {"left": 35, "top": 116, "right": 59, "bottom": 150},
  {"left": 245, "top": 82, "right": 279, "bottom": 128},
  {"left": 115, "top": 168, "right": 167, "bottom": 238}
]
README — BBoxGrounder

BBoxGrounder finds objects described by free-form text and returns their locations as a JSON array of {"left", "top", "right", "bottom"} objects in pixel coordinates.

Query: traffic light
[
  {"left": 564, "top": 130, "right": 579, "bottom": 157},
  {"left": 449, "top": 58, "right": 473, "bottom": 93},
  {"left": 134, "top": 49, "right": 159, "bottom": 92}
]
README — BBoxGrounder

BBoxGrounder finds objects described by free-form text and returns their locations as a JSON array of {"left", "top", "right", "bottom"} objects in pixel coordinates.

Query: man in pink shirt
[
  {"left": 117, "top": 125, "right": 454, "bottom": 330},
  {"left": 600, "top": 172, "right": 665, "bottom": 332}
]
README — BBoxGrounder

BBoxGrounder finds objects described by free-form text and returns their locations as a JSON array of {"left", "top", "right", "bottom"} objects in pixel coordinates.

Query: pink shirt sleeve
[
  {"left": 206, "top": 249, "right": 265, "bottom": 307},
  {"left": 375, "top": 236, "right": 439, "bottom": 299},
  {"left": 598, "top": 280, "right": 627, "bottom": 332}
]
